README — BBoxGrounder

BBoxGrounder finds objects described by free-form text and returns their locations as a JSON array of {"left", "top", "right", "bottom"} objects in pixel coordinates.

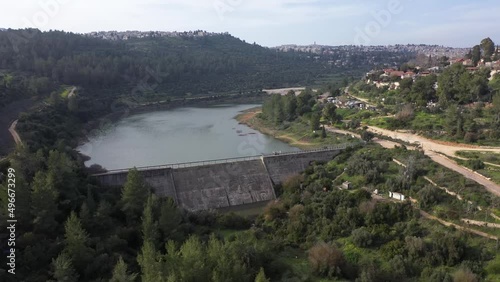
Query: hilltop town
[
  {"left": 275, "top": 43, "right": 469, "bottom": 59},
  {"left": 85, "top": 30, "right": 227, "bottom": 40},
  {"left": 362, "top": 39, "right": 500, "bottom": 92}
]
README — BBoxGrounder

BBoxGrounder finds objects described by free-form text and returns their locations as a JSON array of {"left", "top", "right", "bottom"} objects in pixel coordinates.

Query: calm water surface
[{"left": 78, "top": 104, "right": 300, "bottom": 170}]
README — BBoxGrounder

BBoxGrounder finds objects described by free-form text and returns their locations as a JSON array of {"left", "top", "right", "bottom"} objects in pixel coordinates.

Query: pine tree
[
  {"left": 179, "top": 236, "right": 209, "bottom": 281},
  {"left": 111, "top": 257, "right": 137, "bottom": 282},
  {"left": 480, "top": 37, "right": 495, "bottom": 60},
  {"left": 31, "top": 171, "right": 58, "bottom": 233},
  {"left": 255, "top": 267, "right": 270, "bottom": 282},
  {"left": 121, "top": 168, "right": 148, "bottom": 223},
  {"left": 86, "top": 187, "right": 97, "bottom": 213},
  {"left": 142, "top": 194, "right": 159, "bottom": 246},
  {"left": 52, "top": 253, "right": 79, "bottom": 282},
  {"left": 471, "top": 45, "right": 481, "bottom": 66},
  {"left": 79, "top": 202, "right": 91, "bottom": 229},
  {"left": 208, "top": 235, "right": 247, "bottom": 281},
  {"left": 137, "top": 241, "right": 161, "bottom": 282},
  {"left": 158, "top": 198, "right": 182, "bottom": 238},
  {"left": 311, "top": 113, "right": 321, "bottom": 131},
  {"left": 94, "top": 200, "right": 114, "bottom": 232},
  {"left": 63, "top": 212, "right": 93, "bottom": 272},
  {"left": 322, "top": 103, "right": 337, "bottom": 124},
  {"left": 163, "top": 240, "right": 180, "bottom": 279}
]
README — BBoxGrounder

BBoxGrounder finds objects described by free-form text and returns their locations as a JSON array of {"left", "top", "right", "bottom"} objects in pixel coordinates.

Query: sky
[{"left": 0, "top": 0, "right": 499, "bottom": 47}]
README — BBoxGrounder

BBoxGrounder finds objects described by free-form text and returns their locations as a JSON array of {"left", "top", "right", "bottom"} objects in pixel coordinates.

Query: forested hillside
[
  {"left": 0, "top": 28, "right": 364, "bottom": 154},
  {"left": 0, "top": 29, "right": 349, "bottom": 100}
]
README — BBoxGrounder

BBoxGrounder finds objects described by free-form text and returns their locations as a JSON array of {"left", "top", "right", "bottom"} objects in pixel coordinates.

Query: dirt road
[
  {"left": 426, "top": 151, "right": 500, "bottom": 196},
  {"left": 460, "top": 219, "right": 500, "bottom": 229},
  {"left": 419, "top": 210, "right": 498, "bottom": 240},
  {"left": 326, "top": 126, "right": 409, "bottom": 150},
  {"left": 68, "top": 86, "right": 77, "bottom": 98},
  {"left": 327, "top": 125, "right": 500, "bottom": 196},
  {"left": 364, "top": 125, "right": 500, "bottom": 196},
  {"left": 348, "top": 94, "right": 375, "bottom": 107},
  {"left": 8, "top": 120, "right": 21, "bottom": 145},
  {"left": 366, "top": 126, "right": 500, "bottom": 156},
  {"left": 262, "top": 87, "right": 306, "bottom": 96}
]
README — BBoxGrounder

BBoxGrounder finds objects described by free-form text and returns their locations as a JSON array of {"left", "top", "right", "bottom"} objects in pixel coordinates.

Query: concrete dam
[{"left": 93, "top": 146, "right": 349, "bottom": 211}]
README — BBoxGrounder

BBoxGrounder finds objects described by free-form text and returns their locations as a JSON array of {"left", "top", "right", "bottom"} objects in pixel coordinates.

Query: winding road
[
  {"left": 326, "top": 125, "right": 500, "bottom": 196},
  {"left": 67, "top": 86, "right": 77, "bottom": 98},
  {"left": 365, "top": 126, "right": 500, "bottom": 196},
  {"left": 8, "top": 120, "right": 21, "bottom": 145}
]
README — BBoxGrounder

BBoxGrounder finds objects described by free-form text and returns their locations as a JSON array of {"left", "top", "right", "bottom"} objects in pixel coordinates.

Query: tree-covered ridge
[{"left": 0, "top": 29, "right": 354, "bottom": 99}]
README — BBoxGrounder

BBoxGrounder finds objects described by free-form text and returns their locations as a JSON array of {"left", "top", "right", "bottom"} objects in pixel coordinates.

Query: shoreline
[
  {"left": 77, "top": 99, "right": 268, "bottom": 169},
  {"left": 77, "top": 94, "right": 266, "bottom": 147},
  {"left": 235, "top": 107, "right": 326, "bottom": 150}
]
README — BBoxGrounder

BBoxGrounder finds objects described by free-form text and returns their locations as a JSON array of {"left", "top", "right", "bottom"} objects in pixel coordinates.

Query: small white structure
[
  {"left": 340, "top": 181, "right": 352, "bottom": 190},
  {"left": 389, "top": 191, "right": 406, "bottom": 201}
]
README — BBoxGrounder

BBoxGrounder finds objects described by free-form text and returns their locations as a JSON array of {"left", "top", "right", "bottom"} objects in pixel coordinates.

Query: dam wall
[
  {"left": 93, "top": 146, "right": 350, "bottom": 211},
  {"left": 263, "top": 150, "right": 343, "bottom": 185},
  {"left": 93, "top": 168, "right": 178, "bottom": 201},
  {"left": 172, "top": 159, "right": 274, "bottom": 211}
]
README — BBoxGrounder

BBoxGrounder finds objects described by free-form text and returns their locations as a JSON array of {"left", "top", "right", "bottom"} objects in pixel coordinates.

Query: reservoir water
[{"left": 78, "top": 104, "right": 300, "bottom": 170}]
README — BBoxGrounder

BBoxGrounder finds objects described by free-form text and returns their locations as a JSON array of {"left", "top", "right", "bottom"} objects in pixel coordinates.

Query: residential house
[
  {"left": 383, "top": 68, "right": 396, "bottom": 75},
  {"left": 463, "top": 59, "right": 474, "bottom": 67},
  {"left": 402, "top": 71, "right": 415, "bottom": 79},
  {"left": 428, "top": 66, "right": 440, "bottom": 72},
  {"left": 390, "top": 71, "right": 405, "bottom": 78}
]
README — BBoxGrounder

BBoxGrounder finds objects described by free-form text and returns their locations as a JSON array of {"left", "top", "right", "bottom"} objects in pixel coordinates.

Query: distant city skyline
[{"left": 1, "top": 0, "right": 499, "bottom": 48}]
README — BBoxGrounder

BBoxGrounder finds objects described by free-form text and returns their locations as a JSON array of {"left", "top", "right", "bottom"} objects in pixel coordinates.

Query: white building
[{"left": 389, "top": 191, "right": 406, "bottom": 201}]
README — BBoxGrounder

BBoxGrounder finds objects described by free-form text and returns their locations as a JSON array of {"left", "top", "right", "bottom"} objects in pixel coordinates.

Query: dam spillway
[{"left": 92, "top": 146, "right": 350, "bottom": 211}]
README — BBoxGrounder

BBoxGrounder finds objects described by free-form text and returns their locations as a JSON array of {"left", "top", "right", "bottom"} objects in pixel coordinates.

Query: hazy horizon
[
  {"left": 1, "top": 0, "right": 499, "bottom": 48},
  {"left": 0, "top": 28, "right": 490, "bottom": 49}
]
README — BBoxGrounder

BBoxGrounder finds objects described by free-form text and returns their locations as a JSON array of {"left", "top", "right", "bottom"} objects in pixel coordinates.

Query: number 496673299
[{"left": 7, "top": 168, "right": 15, "bottom": 218}]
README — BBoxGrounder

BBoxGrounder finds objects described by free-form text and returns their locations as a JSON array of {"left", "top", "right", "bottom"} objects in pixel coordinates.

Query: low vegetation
[{"left": 3, "top": 134, "right": 500, "bottom": 281}]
